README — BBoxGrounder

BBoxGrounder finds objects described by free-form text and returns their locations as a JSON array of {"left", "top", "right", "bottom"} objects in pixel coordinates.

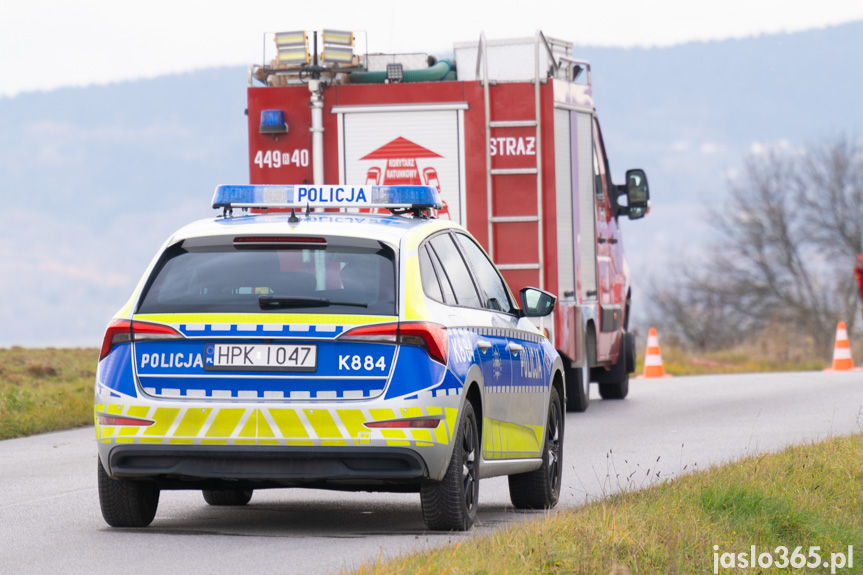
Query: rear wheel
[
  {"left": 97, "top": 459, "right": 159, "bottom": 528},
  {"left": 508, "top": 386, "right": 563, "bottom": 509},
  {"left": 420, "top": 401, "right": 480, "bottom": 531},
  {"left": 202, "top": 489, "right": 253, "bottom": 506},
  {"left": 597, "top": 332, "right": 631, "bottom": 400}
]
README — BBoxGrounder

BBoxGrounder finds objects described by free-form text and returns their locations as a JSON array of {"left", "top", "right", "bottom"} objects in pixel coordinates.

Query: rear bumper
[{"left": 104, "top": 444, "right": 428, "bottom": 488}]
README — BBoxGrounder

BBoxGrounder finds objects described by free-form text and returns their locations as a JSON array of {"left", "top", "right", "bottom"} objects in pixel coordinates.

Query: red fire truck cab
[{"left": 245, "top": 30, "right": 651, "bottom": 411}]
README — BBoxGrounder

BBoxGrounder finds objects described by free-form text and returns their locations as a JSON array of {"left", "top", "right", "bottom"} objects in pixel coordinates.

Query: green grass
[
  {"left": 348, "top": 435, "right": 863, "bottom": 574},
  {"left": 0, "top": 348, "right": 97, "bottom": 440}
]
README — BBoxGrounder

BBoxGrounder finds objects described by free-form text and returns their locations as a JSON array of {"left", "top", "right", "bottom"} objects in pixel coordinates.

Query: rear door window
[
  {"left": 427, "top": 234, "right": 482, "bottom": 309},
  {"left": 418, "top": 244, "right": 444, "bottom": 303},
  {"left": 453, "top": 233, "right": 513, "bottom": 313},
  {"left": 137, "top": 236, "right": 396, "bottom": 316}
]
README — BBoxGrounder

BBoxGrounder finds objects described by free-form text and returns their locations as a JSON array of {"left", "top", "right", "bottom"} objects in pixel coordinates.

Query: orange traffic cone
[
  {"left": 823, "top": 321, "right": 861, "bottom": 372},
  {"left": 637, "top": 327, "right": 672, "bottom": 378}
]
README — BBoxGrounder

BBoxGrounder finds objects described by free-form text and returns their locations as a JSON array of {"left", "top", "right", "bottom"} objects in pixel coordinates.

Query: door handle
[
  {"left": 609, "top": 238, "right": 618, "bottom": 244},
  {"left": 508, "top": 342, "right": 524, "bottom": 354},
  {"left": 477, "top": 340, "right": 492, "bottom": 351}
]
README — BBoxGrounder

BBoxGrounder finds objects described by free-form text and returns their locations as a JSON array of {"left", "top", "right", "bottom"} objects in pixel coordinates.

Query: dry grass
[
  {"left": 347, "top": 435, "right": 863, "bottom": 574},
  {"left": 633, "top": 321, "right": 855, "bottom": 376},
  {"left": 0, "top": 347, "right": 97, "bottom": 439},
  {"left": 639, "top": 343, "right": 825, "bottom": 377}
]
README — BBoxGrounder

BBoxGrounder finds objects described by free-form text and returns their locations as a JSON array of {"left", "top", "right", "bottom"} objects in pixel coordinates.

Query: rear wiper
[{"left": 258, "top": 295, "right": 368, "bottom": 309}]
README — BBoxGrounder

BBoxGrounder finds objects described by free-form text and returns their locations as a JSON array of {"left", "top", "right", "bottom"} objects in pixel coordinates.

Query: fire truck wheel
[
  {"left": 598, "top": 333, "right": 630, "bottom": 400},
  {"left": 98, "top": 459, "right": 159, "bottom": 528},
  {"left": 420, "top": 400, "right": 479, "bottom": 531},
  {"left": 508, "top": 386, "right": 563, "bottom": 509},
  {"left": 624, "top": 331, "right": 636, "bottom": 373},
  {"left": 565, "top": 362, "right": 589, "bottom": 412},
  {"left": 566, "top": 332, "right": 593, "bottom": 412},
  {"left": 202, "top": 489, "right": 254, "bottom": 506}
]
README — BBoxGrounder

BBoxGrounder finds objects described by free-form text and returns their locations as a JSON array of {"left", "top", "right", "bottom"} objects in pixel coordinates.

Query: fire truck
[{"left": 244, "top": 30, "right": 651, "bottom": 412}]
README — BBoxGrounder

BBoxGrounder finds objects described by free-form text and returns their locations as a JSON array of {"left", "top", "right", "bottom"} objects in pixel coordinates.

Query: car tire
[
  {"left": 420, "top": 400, "right": 479, "bottom": 531},
  {"left": 597, "top": 332, "right": 630, "bottom": 400},
  {"left": 508, "top": 385, "right": 563, "bottom": 509},
  {"left": 202, "top": 489, "right": 253, "bottom": 506},
  {"left": 97, "top": 459, "right": 159, "bottom": 528}
]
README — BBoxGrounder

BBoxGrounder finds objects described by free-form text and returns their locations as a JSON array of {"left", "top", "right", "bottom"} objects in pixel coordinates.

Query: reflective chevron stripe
[{"left": 95, "top": 403, "right": 457, "bottom": 447}]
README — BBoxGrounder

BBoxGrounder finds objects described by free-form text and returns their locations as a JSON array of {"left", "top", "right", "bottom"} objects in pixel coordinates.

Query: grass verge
[
  {"left": 349, "top": 434, "right": 863, "bottom": 574},
  {"left": 0, "top": 348, "right": 97, "bottom": 440},
  {"left": 635, "top": 343, "right": 825, "bottom": 377}
]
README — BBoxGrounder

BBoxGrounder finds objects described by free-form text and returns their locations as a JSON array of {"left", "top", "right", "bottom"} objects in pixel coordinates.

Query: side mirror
[
  {"left": 519, "top": 287, "right": 556, "bottom": 317},
  {"left": 625, "top": 168, "right": 650, "bottom": 220}
]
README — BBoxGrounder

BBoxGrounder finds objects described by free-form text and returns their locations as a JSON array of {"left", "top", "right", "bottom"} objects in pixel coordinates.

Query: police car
[{"left": 95, "top": 184, "right": 564, "bottom": 531}]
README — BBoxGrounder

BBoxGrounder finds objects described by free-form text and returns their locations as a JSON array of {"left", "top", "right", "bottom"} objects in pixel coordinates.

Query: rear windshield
[{"left": 137, "top": 236, "right": 397, "bottom": 315}]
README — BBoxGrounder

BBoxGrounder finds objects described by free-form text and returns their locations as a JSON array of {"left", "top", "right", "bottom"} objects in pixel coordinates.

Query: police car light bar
[{"left": 212, "top": 185, "right": 442, "bottom": 211}]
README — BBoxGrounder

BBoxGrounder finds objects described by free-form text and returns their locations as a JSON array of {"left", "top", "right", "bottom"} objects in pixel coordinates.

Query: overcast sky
[{"left": 2, "top": 0, "right": 863, "bottom": 98}]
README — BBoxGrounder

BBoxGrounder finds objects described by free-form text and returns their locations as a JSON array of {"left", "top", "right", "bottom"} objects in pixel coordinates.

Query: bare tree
[{"left": 649, "top": 136, "right": 863, "bottom": 355}]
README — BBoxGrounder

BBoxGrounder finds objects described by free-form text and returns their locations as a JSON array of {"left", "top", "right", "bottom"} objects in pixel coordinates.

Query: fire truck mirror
[
  {"left": 625, "top": 168, "right": 650, "bottom": 220},
  {"left": 519, "top": 287, "right": 556, "bottom": 317}
]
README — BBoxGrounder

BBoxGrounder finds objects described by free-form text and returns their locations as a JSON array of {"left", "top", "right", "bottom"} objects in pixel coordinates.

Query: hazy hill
[
  {"left": 0, "top": 68, "right": 249, "bottom": 345},
  {"left": 1, "top": 22, "right": 861, "bottom": 346}
]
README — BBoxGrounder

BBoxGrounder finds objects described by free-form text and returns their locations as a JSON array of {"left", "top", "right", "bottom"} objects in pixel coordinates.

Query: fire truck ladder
[{"left": 476, "top": 31, "right": 559, "bottom": 291}]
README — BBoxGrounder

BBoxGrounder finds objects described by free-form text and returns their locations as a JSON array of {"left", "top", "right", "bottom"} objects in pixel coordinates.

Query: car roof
[{"left": 166, "top": 212, "right": 461, "bottom": 247}]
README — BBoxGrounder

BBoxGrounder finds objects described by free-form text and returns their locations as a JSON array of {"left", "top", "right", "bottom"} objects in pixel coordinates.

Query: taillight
[
  {"left": 97, "top": 413, "right": 155, "bottom": 426},
  {"left": 100, "top": 319, "right": 132, "bottom": 360},
  {"left": 364, "top": 418, "right": 441, "bottom": 429},
  {"left": 339, "top": 321, "right": 448, "bottom": 365},
  {"left": 131, "top": 321, "right": 184, "bottom": 342},
  {"left": 99, "top": 319, "right": 183, "bottom": 361}
]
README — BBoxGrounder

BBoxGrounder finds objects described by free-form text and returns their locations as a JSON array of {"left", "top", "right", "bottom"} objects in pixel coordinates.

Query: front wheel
[
  {"left": 97, "top": 459, "right": 159, "bottom": 528},
  {"left": 508, "top": 386, "right": 563, "bottom": 509},
  {"left": 420, "top": 401, "right": 480, "bottom": 531},
  {"left": 565, "top": 361, "right": 589, "bottom": 412},
  {"left": 566, "top": 331, "right": 593, "bottom": 412},
  {"left": 597, "top": 332, "right": 631, "bottom": 400}
]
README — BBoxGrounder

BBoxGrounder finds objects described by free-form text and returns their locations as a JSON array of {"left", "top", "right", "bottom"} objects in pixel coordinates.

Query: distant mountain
[
  {"left": 1, "top": 22, "right": 861, "bottom": 346},
  {"left": 0, "top": 68, "right": 249, "bottom": 346}
]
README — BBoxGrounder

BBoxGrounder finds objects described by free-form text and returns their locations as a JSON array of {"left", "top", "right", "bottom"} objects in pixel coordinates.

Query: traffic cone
[
  {"left": 823, "top": 321, "right": 862, "bottom": 372},
  {"left": 637, "top": 327, "right": 672, "bottom": 378}
]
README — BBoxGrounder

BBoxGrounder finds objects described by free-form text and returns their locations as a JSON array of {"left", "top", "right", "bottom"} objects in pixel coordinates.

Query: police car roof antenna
[
  {"left": 288, "top": 208, "right": 300, "bottom": 224},
  {"left": 305, "top": 202, "right": 311, "bottom": 216}
]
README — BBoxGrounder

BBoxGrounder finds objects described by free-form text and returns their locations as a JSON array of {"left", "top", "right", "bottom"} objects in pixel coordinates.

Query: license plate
[{"left": 204, "top": 343, "right": 317, "bottom": 372}]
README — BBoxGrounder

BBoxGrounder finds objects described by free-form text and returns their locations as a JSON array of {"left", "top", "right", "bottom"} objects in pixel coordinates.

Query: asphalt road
[{"left": 2, "top": 371, "right": 862, "bottom": 574}]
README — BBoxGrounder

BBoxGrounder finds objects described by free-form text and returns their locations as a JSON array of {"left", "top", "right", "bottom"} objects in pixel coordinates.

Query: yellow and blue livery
[{"left": 95, "top": 185, "right": 564, "bottom": 531}]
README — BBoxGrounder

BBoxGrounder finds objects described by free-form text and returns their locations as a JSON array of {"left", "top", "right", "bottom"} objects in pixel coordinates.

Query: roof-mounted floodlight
[
  {"left": 212, "top": 185, "right": 442, "bottom": 215},
  {"left": 275, "top": 30, "right": 309, "bottom": 66},
  {"left": 386, "top": 63, "right": 404, "bottom": 83},
  {"left": 321, "top": 29, "right": 354, "bottom": 46},
  {"left": 321, "top": 29, "right": 355, "bottom": 65},
  {"left": 322, "top": 45, "right": 354, "bottom": 65}
]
